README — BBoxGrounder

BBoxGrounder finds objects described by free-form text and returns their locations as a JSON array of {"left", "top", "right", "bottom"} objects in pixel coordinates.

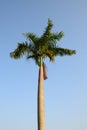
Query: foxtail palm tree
[{"left": 10, "top": 19, "right": 76, "bottom": 130}]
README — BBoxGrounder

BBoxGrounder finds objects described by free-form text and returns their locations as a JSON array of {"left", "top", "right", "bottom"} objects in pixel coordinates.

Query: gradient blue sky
[{"left": 0, "top": 0, "right": 87, "bottom": 130}]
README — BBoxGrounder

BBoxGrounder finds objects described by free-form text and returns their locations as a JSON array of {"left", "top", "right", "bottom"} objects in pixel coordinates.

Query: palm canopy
[{"left": 10, "top": 19, "right": 76, "bottom": 65}]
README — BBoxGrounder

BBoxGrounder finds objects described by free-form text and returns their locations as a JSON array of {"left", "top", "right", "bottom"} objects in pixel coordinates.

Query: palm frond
[
  {"left": 10, "top": 42, "right": 29, "bottom": 59},
  {"left": 54, "top": 47, "right": 76, "bottom": 56},
  {"left": 39, "top": 19, "right": 53, "bottom": 45},
  {"left": 42, "top": 19, "right": 53, "bottom": 37},
  {"left": 50, "top": 32, "right": 64, "bottom": 42},
  {"left": 23, "top": 33, "right": 39, "bottom": 46}
]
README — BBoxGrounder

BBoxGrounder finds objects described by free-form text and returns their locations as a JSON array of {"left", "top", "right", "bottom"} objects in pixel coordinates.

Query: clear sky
[{"left": 0, "top": 0, "right": 87, "bottom": 130}]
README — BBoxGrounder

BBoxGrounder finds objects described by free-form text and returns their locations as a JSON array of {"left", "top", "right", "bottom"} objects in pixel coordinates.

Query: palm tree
[{"left": 10, "top": 19, "right": 76, "bottom": 130}]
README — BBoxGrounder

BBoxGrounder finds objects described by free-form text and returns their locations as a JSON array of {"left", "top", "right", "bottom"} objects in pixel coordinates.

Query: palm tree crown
[{"left": 10, "top": 19, "right": 76, "bottom": 66}]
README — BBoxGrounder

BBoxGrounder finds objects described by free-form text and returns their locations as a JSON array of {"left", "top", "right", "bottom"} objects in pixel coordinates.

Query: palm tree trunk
[{"left": 37, "top": 57, "right": 45, "bottom": 130}]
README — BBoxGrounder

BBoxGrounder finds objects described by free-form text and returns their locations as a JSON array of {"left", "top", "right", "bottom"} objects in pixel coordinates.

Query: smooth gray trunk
[{"left": 37, "top": 65, "right": 45, "bottom": 130}]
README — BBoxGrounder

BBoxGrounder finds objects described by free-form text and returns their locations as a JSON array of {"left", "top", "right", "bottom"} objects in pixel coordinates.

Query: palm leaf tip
[
  {"left": 66, "top": 49, "right": 76, "bottom": 55},
  {"left": 71, "top": 50, "right": 76, "bottom": 54},
  {"left": 62, "top": 49, "right": 76, "bottom": 56},
  {"left": 48, "top": 18, "right": 53, "bottom": 26},
  {"left": 10, "top": 52, "right": 15, "bottom": 58},
  {"left": 10, "top": 51, "right": 21, "bottom": 59}
]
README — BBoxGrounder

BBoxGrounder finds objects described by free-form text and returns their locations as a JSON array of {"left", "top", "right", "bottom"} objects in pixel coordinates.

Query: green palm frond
[
  {"left": 23, "top": 33, "right": 39, "bottom": 43},
  {"left": 42, "top": 19, "right": 53, "bottom": 37},
  {"left": 42, "top": 46, "right": 76, "bottom": 61},
  {"left": 39, "top": 19, "right": 53, "bottom": 45},
  {"left": 54, "top": 47, "right": 76, "bottom": 56},
  {"left": 50, "top": 32, "right": 64, "bottom": 42},
  {"left": 10, "top": 42, "right": 29, "bottom": 59}
]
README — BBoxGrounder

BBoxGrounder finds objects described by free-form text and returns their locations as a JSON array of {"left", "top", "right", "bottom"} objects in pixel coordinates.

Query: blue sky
[{"left": 0, "top": 0, "right": 87, "bottom": 130}]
